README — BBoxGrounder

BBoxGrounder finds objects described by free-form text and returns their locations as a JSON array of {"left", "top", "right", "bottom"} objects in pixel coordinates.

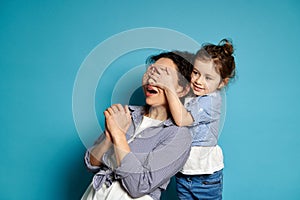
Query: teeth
[
  {"left": 147, "top": 88, "right": 158, "bottom": 94},
  {"left": 147, "top": 85, "right": 158, "bottom": 93}
]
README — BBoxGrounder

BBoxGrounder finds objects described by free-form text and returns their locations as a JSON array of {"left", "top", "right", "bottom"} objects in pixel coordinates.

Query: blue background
[{"left": 1, "top": 0, "right": 300, "bottom": 199}]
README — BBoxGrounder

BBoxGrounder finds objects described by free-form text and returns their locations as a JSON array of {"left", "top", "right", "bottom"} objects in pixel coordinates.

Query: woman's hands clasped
[
  {"left": 104, "top": 104, "right": 131, "bottom": 166},
  {"left": 104, "top": 104, "right": 131, "bottom": 142}
]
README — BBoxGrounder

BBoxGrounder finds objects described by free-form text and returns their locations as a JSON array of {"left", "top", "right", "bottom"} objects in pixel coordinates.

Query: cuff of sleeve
[
  {"left": 85, "top": 149, "right": 101, "bottom": 172},
  {"left": 187, "top": 108, "right": 202, "bottom": 127},
  {"left": 114, "top": 152, "right": 141, "bottom": 179}
]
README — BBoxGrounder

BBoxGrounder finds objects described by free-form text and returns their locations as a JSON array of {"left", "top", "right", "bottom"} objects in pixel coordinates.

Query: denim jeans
[{"left": 175, "top": 170, "right": 223, "bottom": 200}]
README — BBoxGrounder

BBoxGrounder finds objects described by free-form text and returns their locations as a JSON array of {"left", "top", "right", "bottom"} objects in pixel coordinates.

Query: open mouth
[{"left": 145, "top": 85, "right": 158, "bottom": 96}]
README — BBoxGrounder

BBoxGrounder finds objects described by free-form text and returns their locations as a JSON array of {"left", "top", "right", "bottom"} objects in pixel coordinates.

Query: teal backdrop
[{"left": 1, "top": 0, "right": 300, "bottom": 199}]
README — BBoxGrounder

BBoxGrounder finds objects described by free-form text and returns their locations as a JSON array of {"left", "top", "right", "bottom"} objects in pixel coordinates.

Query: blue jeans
[{"left": 175, "top": 170, "right": 223, "bottom": 200}]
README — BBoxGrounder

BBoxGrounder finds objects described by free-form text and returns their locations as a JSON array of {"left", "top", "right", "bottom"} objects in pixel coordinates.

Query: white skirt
[{"left": 81, "top": 181, "right": 153, "bottom": 200}]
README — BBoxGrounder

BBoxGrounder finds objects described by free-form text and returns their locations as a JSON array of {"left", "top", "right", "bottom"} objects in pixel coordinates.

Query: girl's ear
[{"left": 218, "top": 78, "right": 230, "bottom": 89}]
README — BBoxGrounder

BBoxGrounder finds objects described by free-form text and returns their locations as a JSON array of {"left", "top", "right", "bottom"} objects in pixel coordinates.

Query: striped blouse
[{"left": 85, "top": 105, "right": 192, "bottom": 200}]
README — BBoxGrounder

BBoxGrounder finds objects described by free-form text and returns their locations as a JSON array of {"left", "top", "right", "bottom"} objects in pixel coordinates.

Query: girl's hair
[
  {"left": 196, "top": 39, "right": 236, "bottom": 81},
  {"left": 146, "top": 51, "right": 194, "bottom": 88}
]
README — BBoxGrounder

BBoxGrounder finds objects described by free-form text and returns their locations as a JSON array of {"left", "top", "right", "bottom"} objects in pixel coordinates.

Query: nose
[{"left": 194, "top": 75, "right": 204, "bottom": 85}]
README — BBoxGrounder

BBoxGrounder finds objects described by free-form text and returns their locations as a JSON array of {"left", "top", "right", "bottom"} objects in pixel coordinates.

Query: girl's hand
[
  {"left": 143, "top": 65, "right": 156, "bottom": 86},
  {"left": 148, "top": 65, "right": 177, "bottom": 92},
  {"left": 104, "top": 104, "right": 131, "bottom": 140}
]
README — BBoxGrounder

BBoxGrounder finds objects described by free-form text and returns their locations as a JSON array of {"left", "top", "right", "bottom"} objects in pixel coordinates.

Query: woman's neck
[{"left": 146, "top": 105, "right": 169, "bottom": 121}]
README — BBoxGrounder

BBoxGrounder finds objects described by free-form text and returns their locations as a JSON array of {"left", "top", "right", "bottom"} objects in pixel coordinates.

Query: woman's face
[{"left": 143, "top": 58, "right": 181, "bottom": 107}]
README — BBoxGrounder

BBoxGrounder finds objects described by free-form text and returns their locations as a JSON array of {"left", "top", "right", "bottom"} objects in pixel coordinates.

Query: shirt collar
[{"left": 129, "top": 105, "right": 175, "bottom": 127}]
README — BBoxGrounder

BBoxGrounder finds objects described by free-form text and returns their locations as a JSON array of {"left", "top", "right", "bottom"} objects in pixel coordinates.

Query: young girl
[{"left": 148, "top": 39, "right": 236, "bottom": 199}]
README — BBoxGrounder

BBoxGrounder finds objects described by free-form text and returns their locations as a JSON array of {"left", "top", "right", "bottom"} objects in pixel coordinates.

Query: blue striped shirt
[{"left": 85, "top": 105, "right": 192, "bottom": 200}]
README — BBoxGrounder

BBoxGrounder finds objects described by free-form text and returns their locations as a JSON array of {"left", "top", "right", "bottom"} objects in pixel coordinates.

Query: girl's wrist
[{"left": 164, "top": 86, "right": 176, "bottom": 94}]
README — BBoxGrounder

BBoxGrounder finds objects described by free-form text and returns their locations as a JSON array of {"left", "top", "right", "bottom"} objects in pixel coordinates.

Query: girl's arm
[
  {"left": 164, "top": 86, "right": 194, "bottom": 126},
  {"left": 148, "top": 66, "right": 194, "bottom": 126}
]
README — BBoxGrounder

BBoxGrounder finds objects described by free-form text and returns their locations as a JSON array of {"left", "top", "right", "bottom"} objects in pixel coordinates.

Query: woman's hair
[
  {"left": 196, "top": 39, "right": 236, "bottom": 81},
  {"left": 146, "top": 51, "right": 194, "bottom": 88}
]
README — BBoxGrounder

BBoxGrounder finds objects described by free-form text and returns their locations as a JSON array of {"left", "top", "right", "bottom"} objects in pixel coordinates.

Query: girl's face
[{"left": 191, "top": 59, "right": 225, "bottom": 96}]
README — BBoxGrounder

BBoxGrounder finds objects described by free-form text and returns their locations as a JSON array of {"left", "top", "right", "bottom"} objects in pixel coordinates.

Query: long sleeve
[
  {"left": 84, "top": 133, "right": 106, "bottom": 172},
  {"left": 114, "top": 126, "right": 192, "bottom": 198},
  {"left": 186, "top": 91, "right": 223, "bottom": 146},
  {"left": 186, "top": 93, "right": 222, "bottom": 127},
  {"left": 83, "top": 106, "right": 192, "bottom": 200}
]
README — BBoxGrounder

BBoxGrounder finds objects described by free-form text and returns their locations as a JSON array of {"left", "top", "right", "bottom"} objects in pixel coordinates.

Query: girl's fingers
[
  {"left": 156, "top": 66, "right": 170, "bottom": 77},
  {"left": 148, "top": 74, "right": 157, "bottom": 82},
  {"left": 148, "top": 78, "right": 156, "bottom": 85},
  {"left": 165, "top": 67, "right": 170, "bottom": 75},
  {"left": 155, "top": 66, "right": 164, "bottom": 74},
  {"left": 147, "top": 65, "right": 155, "bottom": 75}
]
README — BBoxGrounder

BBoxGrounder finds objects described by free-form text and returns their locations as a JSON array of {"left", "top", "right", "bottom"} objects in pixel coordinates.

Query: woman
[{"left": 82, "top": 51, "right": 194, "bottom": 200}]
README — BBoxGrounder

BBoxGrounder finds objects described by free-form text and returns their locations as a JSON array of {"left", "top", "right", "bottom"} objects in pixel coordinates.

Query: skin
[
  {"left": 90, "top": 57, "right": 189, "bottom": 167},
  {"left": 191, "top": 59, "right": 228, "bottom": 96},
  {"left": 148, "top": 58, "right": 228, "bottom": 126}
]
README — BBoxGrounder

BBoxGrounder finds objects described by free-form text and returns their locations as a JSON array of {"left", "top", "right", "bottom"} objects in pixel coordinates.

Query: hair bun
[{"left": 219, "top": 38, "right": 234, "bottom": 55}]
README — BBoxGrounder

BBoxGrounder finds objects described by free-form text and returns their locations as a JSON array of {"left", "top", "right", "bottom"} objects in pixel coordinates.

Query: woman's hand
[
  {"left": 104, "top": 104, "right": 131, "bottom": 166},
  {"left": 104, "top": 104, "right": 131, "bottom": 140},
  {"left": 104, "top": 129, "right": 112, "bottom": 143}
]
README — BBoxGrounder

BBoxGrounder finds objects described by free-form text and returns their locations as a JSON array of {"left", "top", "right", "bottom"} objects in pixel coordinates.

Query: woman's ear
[
  {"left": 177, "top": 85, "right": 190, "bottom": 98},
  {"left": 218, "top": 78, "right": 230, "bottom": 89}
]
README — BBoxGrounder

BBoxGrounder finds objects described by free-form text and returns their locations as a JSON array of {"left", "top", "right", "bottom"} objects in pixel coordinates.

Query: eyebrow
[{"left": 206, "top": 74, "right": 215, "bottom": 78}]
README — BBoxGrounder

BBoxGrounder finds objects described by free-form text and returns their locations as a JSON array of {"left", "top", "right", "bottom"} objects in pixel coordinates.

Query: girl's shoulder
[
  {"left": 185, "top": 91, "right": 222, "bottom": 104},
  {"left": 184, "top": 91, "right": 223, "bottom": 113}
]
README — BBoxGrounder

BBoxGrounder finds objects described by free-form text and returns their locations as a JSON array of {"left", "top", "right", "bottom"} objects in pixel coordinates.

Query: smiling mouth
[{"left": 193, "top": 84, "right": 204, "bottom": 91}]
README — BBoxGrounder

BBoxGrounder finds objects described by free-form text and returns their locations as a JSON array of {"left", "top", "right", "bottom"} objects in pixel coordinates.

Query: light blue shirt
[{"left": 185, "top": 91, "right": 222, "bottom": 146}]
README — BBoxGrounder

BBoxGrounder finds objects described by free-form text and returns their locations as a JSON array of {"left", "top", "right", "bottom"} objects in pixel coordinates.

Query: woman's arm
[
  {"left": 84, "top": 131, "right": 112, "bottom": 172},
  {"left": 104, "top": 104, "right": 131, "bottom": 166},
  {"left": 114, "top": 125, "right": 192, "bottom": 198},
  {"left": 86, "top": 104, "right": 131, "bottom": 168},
  {"left": 85, "top": 104, "right": 131, "bottom": 170},
  {"left": 89, "top": 130, "right": 112, "bottom": 166}
]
